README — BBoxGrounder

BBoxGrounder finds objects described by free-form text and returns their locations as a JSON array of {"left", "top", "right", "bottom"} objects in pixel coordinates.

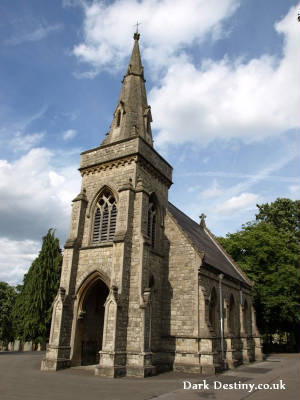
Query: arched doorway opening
[{"left": 75, "top": 278, "right": 109, "bottom": 366}]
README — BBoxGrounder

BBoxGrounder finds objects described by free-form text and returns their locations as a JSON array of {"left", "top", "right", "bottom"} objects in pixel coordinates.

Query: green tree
[
  {"left": 256, "top": 198, "right": 300, "bottom": 238},
  {"left": 218, "top": 198, "right": 300, "bottom": 348},
  {"left": 0, "top": 282, "right": 17, "bottom": 345},
  {"left": 13, "top": 229, "right": 62, "bottom": 343}
]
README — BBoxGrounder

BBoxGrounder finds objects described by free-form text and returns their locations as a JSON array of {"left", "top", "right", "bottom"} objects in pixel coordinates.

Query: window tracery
[{"left": 93, "top": 190, "right": 117, "bottom": 243}]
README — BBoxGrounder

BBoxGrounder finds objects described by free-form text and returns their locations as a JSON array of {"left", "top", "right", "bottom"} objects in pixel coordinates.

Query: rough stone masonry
[{"left": 41, "top": 33, "right": 263, "bottom": 378}]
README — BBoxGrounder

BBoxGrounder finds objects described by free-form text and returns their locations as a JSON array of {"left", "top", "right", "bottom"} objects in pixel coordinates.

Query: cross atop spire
[
  {"left": 101, "top": 33, "right": 153, "bottom": 147},
  {"left": 133, "top": 21, "right": 141, "bottom": 41},
  {"left": 134, "top": 21, "right": 141, "bottom": 33}
]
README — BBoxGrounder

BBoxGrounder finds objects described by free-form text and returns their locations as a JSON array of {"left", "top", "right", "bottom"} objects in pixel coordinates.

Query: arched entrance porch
[{"left": 73, "top": 277, "right": 109, "bottom": 366}]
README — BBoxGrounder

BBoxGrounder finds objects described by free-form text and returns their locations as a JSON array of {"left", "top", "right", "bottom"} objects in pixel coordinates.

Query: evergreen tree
[
  {"left": 13, "top": 229, "right": 62, "bottom": 343},
  {"left": 0, "top": 282, "right": 17, "bottom": 345}
]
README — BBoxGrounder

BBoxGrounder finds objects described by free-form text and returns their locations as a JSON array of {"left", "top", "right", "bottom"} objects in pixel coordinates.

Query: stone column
[
  {"left": 198, "top": 279, "right": 216, "bottom": 374},
  {"left": 223, "top": 299, "right": 230, "bottom": 337},
  {"left": 240, "top": 303, "right": 249, "bottom": 364},
  {"left": 224, "top": 298, "right": 234, "bottom": 368},
  {"left": 125, "top": 177, "right": 156, "bottom": 377},
  {"left": 251, "top": 306, "right": 263, "bottom": 361},
  {"left": 41, "top": 190, "right": 87, "bottom": 371},
  {"left": 95, "top": 286, "right": 126, "bottom": 377},
  {"left": 95, "top": 179, "right": 135, "bottom": 378}
]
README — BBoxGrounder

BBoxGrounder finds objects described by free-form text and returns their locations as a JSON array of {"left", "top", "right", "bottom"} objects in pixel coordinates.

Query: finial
[
  {"left": 199, "top": 213, "right": 207, "bottom": 228},
  {"left": 133, "top": 21, "right": 141, "bottom": 40}
]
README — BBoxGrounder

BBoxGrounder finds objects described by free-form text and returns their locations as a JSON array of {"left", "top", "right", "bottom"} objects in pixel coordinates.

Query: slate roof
[{"left": 167, "top": 202, "right": 251, "bottom": 286}]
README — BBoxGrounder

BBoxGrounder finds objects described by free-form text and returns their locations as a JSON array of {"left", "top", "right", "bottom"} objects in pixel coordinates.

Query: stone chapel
[{"left": 41, "top": 33, "right": 263, "bottom": 377}]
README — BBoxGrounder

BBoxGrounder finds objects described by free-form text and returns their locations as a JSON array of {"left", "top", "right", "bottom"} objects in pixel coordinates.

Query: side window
[
  {"left": 116, "top": 110, "right": 121, "bottom": 127},
  {"left": 209, "top": 287, "right": 217, "bottom": 332},
  {"left": 93, "top": 190, "right": 117, "bottom": 243},
  {"left": 228, "top": 294, "right": 236, "bottom": 334},
  {"left": 147, "top": 194, "right": 156, "bottom": 248}
]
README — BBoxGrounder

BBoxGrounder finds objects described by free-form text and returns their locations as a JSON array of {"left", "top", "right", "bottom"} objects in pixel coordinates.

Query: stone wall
[{"left": 163, "top": 211, "right": 200, "bottom": 337}]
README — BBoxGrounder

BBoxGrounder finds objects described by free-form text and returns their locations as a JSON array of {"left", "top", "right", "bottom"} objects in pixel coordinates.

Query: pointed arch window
[
  {"left": 147, "top": 195, "right": 156, "bottom": 248},
  {"left": 209, "top": 287, "right": 217, "bottom": 332},
  {"left": 144, "top": 107, "right": 152, "bottom": 137},
  {"left": 93, "top": 190, "right": 117, "bottom": 243},
  {"left": 146, "top": 116, "right": 151, "bottom": 134},
  {"left": 228, "top": 294, "right": 236, "bottom": 334},
  {"left": 116, "top": 110, "right": 121, "bottom": 127}
]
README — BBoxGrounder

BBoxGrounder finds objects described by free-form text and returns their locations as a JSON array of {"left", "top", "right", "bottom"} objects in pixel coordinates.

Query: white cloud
[
  {"left": 179, "top": 171, "right": 299, "bottom": 184},
  {"left": 0, "top": 148, "right": 80, "bottom": 242},
  {"left": 200, "top": 180, "right": 223, "bottom": 198},
  {"left": 0, "top": 106, "right": 48, "bottom": 153},
  {"left": 72, "top": 1, "right": 299, "bottom": 145},
  {"left": 188, "top": 179, "right": 224, "bottom": 198},
  {"left": 4, "top": 24, "right": 63, "bottom": 46},
  {"left": 289, "top": 185, "right": 300, "bottom": 199},
  {"left": 0, "top": 238, "right": 40, "bottom": 285},
  {"left": 0, "top": 146, "right": 81, "bottom": 284},
  {"left": 49, "top": 171, "right": 65, "bottom": 187},
  {"left": 150, "top": 4, "right": 300, "bottom": 146},
  {"left": 10, "top": 131, "right": 45, "bottom": 152},
  {"left": 179, "top": 147, "right": 298, "bottom": 234},
  {"left": 223, "top": 145, "right": 298, "bottom": 198},
  {"left": 72, "top": 0, "right": 239, "bottom": 72},
  {"left": 63, "top": 129, "right": 77, "bottom": 140},
  {"left": 215, "top": 193, "right": 259, "bottom": 214}
]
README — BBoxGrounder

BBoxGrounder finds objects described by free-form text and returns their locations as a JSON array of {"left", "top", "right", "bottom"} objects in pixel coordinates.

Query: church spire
[
  {"left": 125, "top": 32, "right": 144, "bottom": 78},
  {"left": 101, "top": 33, "right": 153, "bottom": 147}
]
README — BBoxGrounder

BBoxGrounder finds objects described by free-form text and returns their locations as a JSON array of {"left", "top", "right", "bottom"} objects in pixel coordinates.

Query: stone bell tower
[{"left": 41, "top": 33, "right": 173, "bottom": 377}]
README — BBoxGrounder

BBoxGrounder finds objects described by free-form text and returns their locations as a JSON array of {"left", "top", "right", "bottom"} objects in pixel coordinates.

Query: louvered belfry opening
[
  {"left": 147, "top": 196, "right": 156, "bottom": 248},
  {"left": 93, "top": 190, "right": 117, "bottom": 243}
]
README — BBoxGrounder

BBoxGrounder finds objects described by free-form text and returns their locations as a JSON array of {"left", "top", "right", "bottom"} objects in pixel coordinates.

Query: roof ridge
[
  {"left": 166, "top": 205, "right": 205, "bottom": 259},
  {"left": 168, "top": 201, "right": 199, "bottom": 227},
  {"left": 203, "top": 225, "right": 253, "bottom": 286},
  {"left": 167, "top": 202, "right": 252, "bottom": 286}
]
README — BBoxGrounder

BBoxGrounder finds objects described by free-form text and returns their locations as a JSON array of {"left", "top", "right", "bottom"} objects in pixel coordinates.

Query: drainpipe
[
  {"left": 149, "top": 296, "right": 152, "bottom": 352},
  {"left": 143, "top": 288, "right": 152, "bottom": 352},
  {"left": 240, "top": 289, "right": 243, "bottom": 305},
  {"left": 219, "top": 274, "right": 224, "bottom": 361}
]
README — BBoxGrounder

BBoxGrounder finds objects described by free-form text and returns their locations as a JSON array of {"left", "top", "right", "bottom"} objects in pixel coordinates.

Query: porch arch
[{"left": 73, "top": 271, "right": 110, "bottom": 366}]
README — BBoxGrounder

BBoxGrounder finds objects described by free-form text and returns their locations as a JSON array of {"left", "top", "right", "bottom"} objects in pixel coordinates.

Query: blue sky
[{"left": 0, "top": 0, "right": 299, "bottom": 284}]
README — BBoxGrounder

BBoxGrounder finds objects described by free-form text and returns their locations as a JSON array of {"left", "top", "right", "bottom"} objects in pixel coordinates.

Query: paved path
[{"left": 0, "top": 352, "right": 299, "bottom": 400}]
